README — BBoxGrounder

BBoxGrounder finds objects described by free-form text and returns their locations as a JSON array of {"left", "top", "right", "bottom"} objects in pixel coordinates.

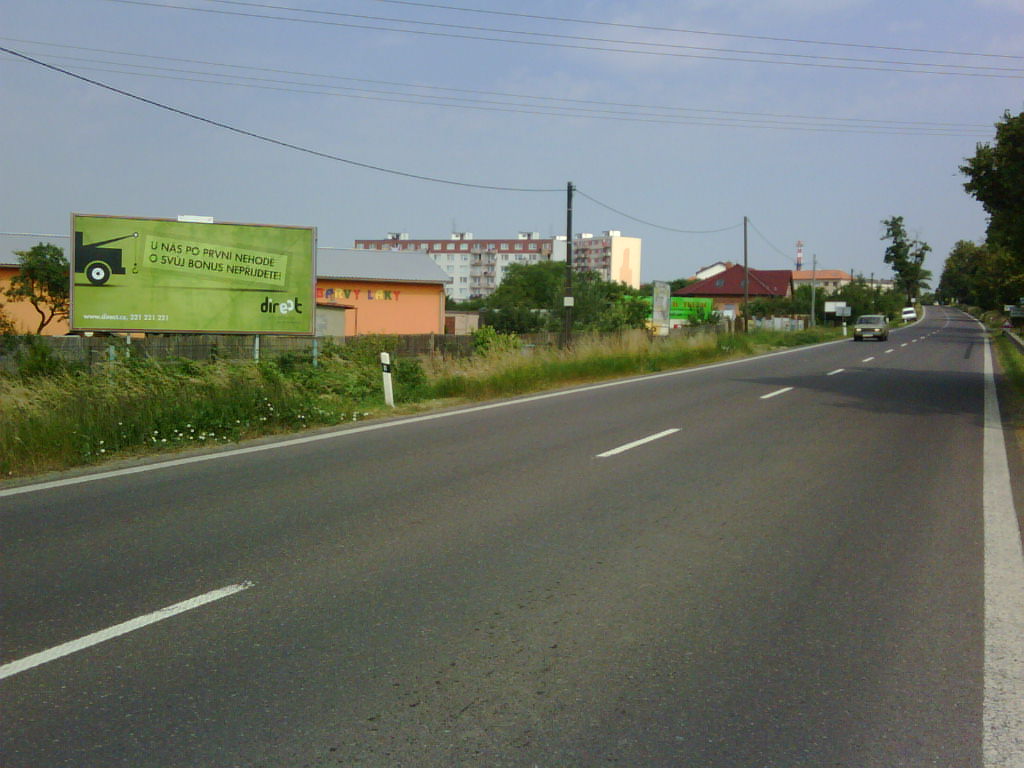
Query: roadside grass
[
  {"left": 0, "top": 326, "right": 842, "bottom": 480},
  {"left": 993, "top": 332, "right": 1024, "bottom": 457},
  {"left": 0, "top": 358, "right": 366, "bottom": 478}
]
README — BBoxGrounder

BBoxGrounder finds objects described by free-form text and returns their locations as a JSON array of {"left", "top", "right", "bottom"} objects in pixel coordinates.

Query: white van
[{"left": 901, "top": 306, "right": 917, "bottom": 322}]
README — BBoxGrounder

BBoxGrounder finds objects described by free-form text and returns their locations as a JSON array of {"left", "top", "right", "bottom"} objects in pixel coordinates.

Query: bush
[
  {"left": 472, "top": 326, "right": 520, "bottom": 355},
  {"left": 16, "top": 337, "right": 69, "bottom": 378},
  {"left": 394, "top": 358, "right": 429, "bottom": 402}
]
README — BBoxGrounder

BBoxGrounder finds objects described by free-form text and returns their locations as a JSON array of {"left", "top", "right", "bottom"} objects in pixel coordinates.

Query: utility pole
[
  {"left": 810, "top": 253, "right": 818, "bottom": 327},
  {"left": 743, "top": 216, "right": 749, "bottom": 332},
  {"left": 562, "top": 181, "right": 575, "bottom": 348}
]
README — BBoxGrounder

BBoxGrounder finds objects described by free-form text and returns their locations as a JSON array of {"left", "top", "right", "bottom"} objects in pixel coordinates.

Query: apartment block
[
  {"left": 553, "top": 231, "right": 642, "bottom": 289},
  {"left": 354, "top": 232, "right": 553, "bottom": 301}
]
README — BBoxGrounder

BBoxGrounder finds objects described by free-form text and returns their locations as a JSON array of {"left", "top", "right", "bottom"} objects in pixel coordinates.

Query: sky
[{"left": 2, "top": 0, "right": 1022, "bottom": 284}]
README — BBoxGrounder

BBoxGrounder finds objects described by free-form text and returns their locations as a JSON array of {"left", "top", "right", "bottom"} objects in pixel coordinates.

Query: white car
[{"left": 901, "top": 307, "right": 917, "bottom": 322}]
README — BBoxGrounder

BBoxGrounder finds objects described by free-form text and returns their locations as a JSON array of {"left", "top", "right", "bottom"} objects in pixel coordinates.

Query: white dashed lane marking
[
  {"left": 597, "top": 429, "right": 680, "bottom": 458},
  {"left": 0, "top": 582, "right": 255, "bottom": 680}
]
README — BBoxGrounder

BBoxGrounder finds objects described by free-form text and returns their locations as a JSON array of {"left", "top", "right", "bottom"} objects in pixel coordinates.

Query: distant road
[{"left": 3, "top": 307, "right": 1022, "bottom": 767}]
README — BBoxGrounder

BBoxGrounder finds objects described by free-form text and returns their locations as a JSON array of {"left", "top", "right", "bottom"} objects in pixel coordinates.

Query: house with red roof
[{"left": 673, "top": 264, "right": 793, "bottom": 317}]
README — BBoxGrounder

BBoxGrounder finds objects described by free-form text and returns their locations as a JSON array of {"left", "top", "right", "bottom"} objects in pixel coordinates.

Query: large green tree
[
  {"left": 481, "top": 260, "right": 564, "bottom": 333},
  {"left": 961, "top": 110, "right": 1024, "bottom": 261},
  {"left": 881, "top": 216, "right": 932, "bottom": 306},
  {"left": 480, "top": 261, "right": 648, "bottom": 334},
  {"left": 938, "top": 239, "right": 1022, "bottom": 309},
  {"left": 958, "top": 110, "right": 1024, "bottom": 307},
  {"left": 570, "top": 270, "right": 648, "bottom": 331},
  {"left": 5, "top": 243, "right": 70, "bottom": 334}
]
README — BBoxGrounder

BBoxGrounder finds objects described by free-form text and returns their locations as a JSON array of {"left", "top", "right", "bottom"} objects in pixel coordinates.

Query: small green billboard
[
  {"left": 71, "top": 214, "right": 316, "bottom": 334},
  {"left": 637, "top": 296, "right": 714, "bottom": 324}
]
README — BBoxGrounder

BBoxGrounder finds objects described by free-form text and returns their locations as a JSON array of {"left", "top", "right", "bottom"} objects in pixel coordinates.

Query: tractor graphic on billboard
[{"left": 73, "top": 230, "right": 139, "bottom": 286}]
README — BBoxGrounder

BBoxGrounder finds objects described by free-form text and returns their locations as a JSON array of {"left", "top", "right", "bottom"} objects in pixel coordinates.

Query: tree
[
  {"left": 881, "top": 216, "right": 932, "bottom": 306},
  {"left": 830, "top": 277, "right": 904, "bottom": 320},
  {"left": 480, "top": 261, "right": 648, "bottom": 334},
  {"left": 0, "top": 302, "right": 17, "bottom": 336},
  {"left": 5, "top": 243, "right": 70, "bottom": 334},
  {"left": 938, "top": 240, "right": 984, "bottom": 306},
  {"left": 481, "top": 261, "right": 565, "bottom": 333},
  {"left": 571, "top": 271, "right": 648, "bottom": 331},
  {"left": 960, "top": 110, "right": 1024, "bottom": 305},
  {"left": 961, "top": 110, "right": 1024, "bottom": 263},
  {"left": 487, "top": 261, "right": 565, "bottom": 311},
  {"left": 938, "top": 239, "right": 1023, "bottom": 309}
]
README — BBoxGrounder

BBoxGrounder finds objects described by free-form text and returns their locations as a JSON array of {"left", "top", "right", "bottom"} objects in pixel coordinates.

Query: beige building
[
  {"left": 554, "top": 230, "right": 642, "bottom": 289},
  {"left": 791, "top": 269, "right": 852, "bottom": 294}
]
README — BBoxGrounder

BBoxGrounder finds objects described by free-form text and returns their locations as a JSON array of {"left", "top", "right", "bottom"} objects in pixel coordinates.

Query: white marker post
[{"left": 381, "top": 352, "right": 395, "bottom": 408}]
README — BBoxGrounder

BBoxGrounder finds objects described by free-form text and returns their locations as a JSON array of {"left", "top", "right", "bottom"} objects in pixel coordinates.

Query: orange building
[
  {"left": 314, "top": 248, "right": 451, "bottom": 336},
  {"left": 0, "top": 261, "right": 70, "bottom": 335}
]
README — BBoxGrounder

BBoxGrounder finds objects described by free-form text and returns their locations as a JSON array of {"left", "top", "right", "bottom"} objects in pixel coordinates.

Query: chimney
[{"left": 796, "top": 240, "right": 804, "bottom": 271}]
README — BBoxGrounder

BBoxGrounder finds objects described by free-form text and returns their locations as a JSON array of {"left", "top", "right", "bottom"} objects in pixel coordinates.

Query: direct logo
[{"left": 260, "top": 296, "right": 304, "bottom": 315}]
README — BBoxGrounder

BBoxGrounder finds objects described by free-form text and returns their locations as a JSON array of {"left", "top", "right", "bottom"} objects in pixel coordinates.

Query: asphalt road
[{"left": 2, "top": 307, "right": 1021, "bottom": 767}]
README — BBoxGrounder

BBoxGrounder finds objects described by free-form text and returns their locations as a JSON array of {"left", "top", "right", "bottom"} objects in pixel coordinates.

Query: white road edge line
[
  {"left": 982, "top": 336, "right": 1024, "bottom": 767},
  {"left": 0, "top": 581, "right": 254, "bottom": 680},
  {"left": 597, "top": 429, "right": 679, "bottom": 458},
  {"left": 0, "top": 336, "right": 854, "bottom": 500},
  {"left": 826, "top": 369, "right": 844, "bottom": 376},
  {"left": 760, "top": 387, "right": 794, "bottom": 400}
]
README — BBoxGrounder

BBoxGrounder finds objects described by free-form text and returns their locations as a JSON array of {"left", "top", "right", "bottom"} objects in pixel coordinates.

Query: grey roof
[{"left": 316, "top": 248, "right": 451, "bottom": 284}]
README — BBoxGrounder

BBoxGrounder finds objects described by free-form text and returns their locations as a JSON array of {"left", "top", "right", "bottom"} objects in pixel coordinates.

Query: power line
[
  {"left": 103, "top": 0, "right": 1024, "bottom": 79},
  {"left": 368, "top": 0, "right": 1024, "bottom": 61},
  {"left": 7, "top": 56, "right": 987, "bottom": 137},
  {"left": 0, "top": 46, "right": 563, "bottom": 193},
  {"left": 575, "top": 190, "right": 743, "bottom": 235},
  {"left": 196, "top": 0, "right": 1024, "bottom": 72},
  {"left": 1, "top": 38, "right": 992, "bottom": 132},
  {"left": 746, "top": 219, "right": 797, "bottom": 265},
  {"left": 0, "top": 232, "right": 70, "bottom": 239}
]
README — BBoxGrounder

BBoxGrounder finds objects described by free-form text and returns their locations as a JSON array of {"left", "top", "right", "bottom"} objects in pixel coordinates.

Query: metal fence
[
  {"left": 0, "top": 322, "right": 765, "bottom": 374},
  {"left": 0, "top": 333, "right": 484, "bottom": 372}
]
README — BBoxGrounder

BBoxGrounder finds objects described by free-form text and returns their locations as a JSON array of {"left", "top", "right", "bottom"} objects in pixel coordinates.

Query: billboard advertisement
[
  {"left": 70, "top": 214, "right": 316, "bottom": 334},
  {"left": 638, "top": 296, "right": 714, "bottom": 324}
]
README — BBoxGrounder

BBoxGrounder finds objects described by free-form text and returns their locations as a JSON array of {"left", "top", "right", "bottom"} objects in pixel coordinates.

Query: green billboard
[
  {"left": 637, "top": 296, "right": 714, "bottom": 323},
  {"left": 70, "top": 214, "right": 316, "bottom": 334}
]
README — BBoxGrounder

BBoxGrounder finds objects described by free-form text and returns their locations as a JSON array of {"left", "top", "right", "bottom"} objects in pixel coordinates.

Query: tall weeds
[{"left": 0, "top": 328, "right": 840, "bottom": 479}]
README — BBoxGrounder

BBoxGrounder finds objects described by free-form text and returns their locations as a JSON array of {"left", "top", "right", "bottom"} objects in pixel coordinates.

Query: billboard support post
[{"left": 253, "top": 335, "right": 260, "bottom": 362}]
